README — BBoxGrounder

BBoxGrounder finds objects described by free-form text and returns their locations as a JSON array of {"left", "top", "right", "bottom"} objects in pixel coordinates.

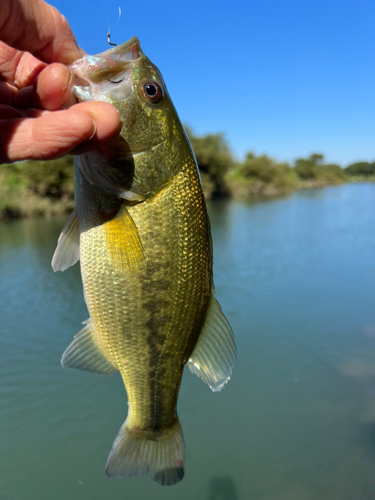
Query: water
[{"left": 1, "top": 183, "right": 375, "bottom": 500}]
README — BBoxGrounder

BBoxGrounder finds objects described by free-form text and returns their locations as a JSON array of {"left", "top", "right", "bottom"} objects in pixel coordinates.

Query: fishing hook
[
  {"left": 107, "top": 6, "right": 121, "bottom": 47},
  {"left": 107, "top": 32, "right": 117, "bottom": 46}
]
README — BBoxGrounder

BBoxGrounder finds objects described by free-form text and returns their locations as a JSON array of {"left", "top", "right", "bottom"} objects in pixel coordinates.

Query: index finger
[{"left": 0, "top": 0, "right": 82, "bottom": 64}]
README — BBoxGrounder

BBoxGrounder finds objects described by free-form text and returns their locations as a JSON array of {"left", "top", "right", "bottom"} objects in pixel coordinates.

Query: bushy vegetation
[
  {"left": 227, "top": 152, "right": 351, "bottom": 198},
  {"left": 0, "top": 131, "right": 374, "bottom": 219},
  {"left": 0, "top": 157, "right": 75, "bottom": 219},
  {"left": 184, "top": 126, "right": 234, "bottom": 198},
  {"left": 227, "top": 152, "right": 297, "bottom": 197},
  {"left": 293, "top": 154, "right": 347, "bottom": 184},
  {"left": 345, "top": 161, "right": 375, "bottom": 178}
]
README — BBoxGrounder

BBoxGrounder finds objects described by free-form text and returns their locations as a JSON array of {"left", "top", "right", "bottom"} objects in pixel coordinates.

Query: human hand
[{"left": 0, "top": 0, "right": 122, "bottom": 164}]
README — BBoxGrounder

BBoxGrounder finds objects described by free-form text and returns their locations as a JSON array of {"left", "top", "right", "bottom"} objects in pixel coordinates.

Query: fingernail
[
  {"left": 89, "top": 119, "right": 97, "bottom": 140},
  {"left": 115, "top": 110, "right": 123, "bottom": 135}
]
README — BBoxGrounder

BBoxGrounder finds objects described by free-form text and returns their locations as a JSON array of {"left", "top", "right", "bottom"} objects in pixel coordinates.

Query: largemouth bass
[{"left": 52, "top": 37, "right": 235, "bottom": 486}]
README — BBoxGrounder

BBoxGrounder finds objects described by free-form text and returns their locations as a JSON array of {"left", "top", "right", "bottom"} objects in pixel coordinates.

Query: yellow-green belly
[{"left": 79, "top": 170, "right": 211, "bottom": 431}]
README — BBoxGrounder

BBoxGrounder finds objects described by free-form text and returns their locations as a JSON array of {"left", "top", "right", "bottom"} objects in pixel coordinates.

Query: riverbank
[
  {"left": 1, "top": 130, "right": 374, "bottom": 220},
  {"left": 225, "top": 171, "right": 347, "bottom": 200},
  {"left": 0, "top": 163, "right": 373, "bottom": 221},
  {"left": 0, "top": 157, "right": 75, "bottom": 221},
  {"left": 1, "top": 171, "right": 370, "bottom": 221}
]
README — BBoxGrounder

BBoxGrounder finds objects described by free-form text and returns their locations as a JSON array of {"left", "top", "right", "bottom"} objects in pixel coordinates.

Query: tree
[
  {"left": 294, "top": 153, "right": 324, "bottom": 179},
  {"left": 345, "top": 162, "right": 375, "bottom": 176},
  {"left": 237, "top": 152, "right": 291, "bottom": 184},
  {"left": 184, "top": 126, "right": 234, "bottom": 198}
]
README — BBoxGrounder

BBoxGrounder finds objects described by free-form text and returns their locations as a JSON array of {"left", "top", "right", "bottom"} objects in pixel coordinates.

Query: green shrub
[
  {"left": 294, "top": 154, "right": 324, "bottom": 180},
  {"left": 227, "top": 152, "right": 297, "bottom": 197},
  {"left": 235, "top": 152, "right": 290, "bottom": 182},
  {"left": 293, "top": 154, "right": 347, "bottom": 184},
  {"left": 184, "top": 126, "right": 234, "bottom": 198},
  {"left": 345, "top": 162, "right": 375, "bottom": 176},
  {"left": 18, "top": 156, "right": 75, "bottom": 199},
  {"left": 0, "top": 156, "right": 75, "bottom": 219},
  {"left": 319, "top": 164, "right": 348, "bottom": 183}
]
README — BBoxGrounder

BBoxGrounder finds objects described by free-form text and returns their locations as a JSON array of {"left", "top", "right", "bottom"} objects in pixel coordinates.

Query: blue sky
[{"left": 49, "top": 0, "right": 374, "bottom": 166}]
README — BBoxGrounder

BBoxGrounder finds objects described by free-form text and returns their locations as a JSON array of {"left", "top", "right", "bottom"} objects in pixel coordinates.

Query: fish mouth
[
  {"left": 97, "top": 36, "right": 142, "bottom": 61},
  {"left": 85, "top": 37, "right": 142, "bottom": 82},
  {"left": 69, "top": 37, "right": 142, "bottom": 103}
]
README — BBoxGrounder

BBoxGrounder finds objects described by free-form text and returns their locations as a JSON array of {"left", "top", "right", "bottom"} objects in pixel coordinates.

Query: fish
[{"left": 52, "top": 36, "right": 236, "bottom": 486}]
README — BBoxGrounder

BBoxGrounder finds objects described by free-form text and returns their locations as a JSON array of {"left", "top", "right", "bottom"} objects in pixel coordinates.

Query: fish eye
[{"left": 141, "top": 81, "right": 163, "bottom": 103}]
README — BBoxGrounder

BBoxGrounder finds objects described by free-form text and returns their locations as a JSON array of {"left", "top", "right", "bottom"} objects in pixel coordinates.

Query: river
[{"left": 1, "top": 183, "right": 375, "bottom": 500}]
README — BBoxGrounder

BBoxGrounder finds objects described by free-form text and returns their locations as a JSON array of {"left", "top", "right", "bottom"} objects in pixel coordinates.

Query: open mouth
[
  {"left": 101, "top": 36, "right": 142, "bottom": 62},
  {"left": 86, "top": 37, "right": 142, "bottom": 82},
  {"left": 68, "top": 37, "right": 143, "bottom": 103}
]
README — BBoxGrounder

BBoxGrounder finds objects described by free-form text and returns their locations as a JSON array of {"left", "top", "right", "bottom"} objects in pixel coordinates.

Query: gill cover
[
  {"left": 68, "top": 37, "right": 174, "bottom": 201},
  {"left": 68, "top": 38, "right": 147, "bottom": 200}
]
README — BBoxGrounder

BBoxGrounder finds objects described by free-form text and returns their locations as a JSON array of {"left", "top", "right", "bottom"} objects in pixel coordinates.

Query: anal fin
[
  {"left": 187, "top": 295, "right": 236, "bottom": 392},
  {"left": 51, "top": 208, "right": 80, "bottom": 272},
  {"left": 61, "top": 318, "right": 117, "bottom": 375}
]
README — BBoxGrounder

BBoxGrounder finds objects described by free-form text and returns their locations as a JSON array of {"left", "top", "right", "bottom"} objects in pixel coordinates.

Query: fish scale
[
  {"left": 52, "top": 36, "right": 235, "bottom": 486},
  {"left": 79, "top": 160, "right": 210, "bottom": 431}
]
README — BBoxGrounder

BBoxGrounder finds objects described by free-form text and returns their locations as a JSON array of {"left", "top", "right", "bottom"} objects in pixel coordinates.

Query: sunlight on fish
[{"left": 52, "top": 37, "right": 236, "bottom": 486}]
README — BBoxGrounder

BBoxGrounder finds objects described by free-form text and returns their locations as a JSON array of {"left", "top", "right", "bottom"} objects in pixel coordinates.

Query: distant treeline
[
  {"left": 186, "top": 128, "right": 375, "bottom": 199},
  {"left": 0, "top": 127, "right": 374, "bottom": 219}
]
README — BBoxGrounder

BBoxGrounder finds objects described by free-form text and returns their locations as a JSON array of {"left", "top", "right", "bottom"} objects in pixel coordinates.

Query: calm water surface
[{"left": 1, "top": 183, "right": 375, "bottom": 500}]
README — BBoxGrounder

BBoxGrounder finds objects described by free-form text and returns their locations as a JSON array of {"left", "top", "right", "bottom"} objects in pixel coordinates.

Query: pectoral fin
[
  {"left": 104, "top": 205, "right": 144, "bottom": 270},
  {"left": 61, "top": 318, "right": 117, "bottom": 374},
  {"left": 77, "top": 153, "right": 145, "bottom": 202},
  {"left": 51, "top": 208, "right": 80, "bottom": 272},
  {"left": 187, "top": 295, "right": 236, "bottom": 392}
]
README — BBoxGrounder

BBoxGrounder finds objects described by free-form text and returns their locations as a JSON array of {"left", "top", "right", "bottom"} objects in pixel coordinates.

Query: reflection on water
[
  {"left": 207, "top": 476, "right": 239, "bottom": 500},
  {"left": 1, "top": 183, "right": 375, "bottom": 499},
  {"left": 339, "top": 359, "right": 375, "bottom": 381}
]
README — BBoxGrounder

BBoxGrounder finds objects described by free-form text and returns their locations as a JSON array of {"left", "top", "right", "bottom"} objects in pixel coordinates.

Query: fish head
[{"left": 69, "top": 37, "right": 189, "bottom": 200}]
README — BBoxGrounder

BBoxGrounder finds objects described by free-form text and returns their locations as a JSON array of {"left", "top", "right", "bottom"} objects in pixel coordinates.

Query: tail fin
[{"left": 105, "top": 418, "right": 185, "bottom": 486}]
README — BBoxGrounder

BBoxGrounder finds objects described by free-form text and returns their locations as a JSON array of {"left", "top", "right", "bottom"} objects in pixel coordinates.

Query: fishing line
[{"left": 107, "top": 6, "right": 122, "bottom": 46}]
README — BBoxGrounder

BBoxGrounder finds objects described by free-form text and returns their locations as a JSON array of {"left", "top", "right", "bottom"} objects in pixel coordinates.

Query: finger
[
  {"left": 0, "top": 41, "right": 46, "bottom": 87},
  {"left": 67, "top": 102, "right": 123, "bottom": 154},
  {"left": 0, "top": 105, "right": 48, "bottom": 119},
  {"left": 36, "top": 63, "right": 77, "bottom": 109},
  {"left": 0, "top": 81, "right": 18, "bottom": 105},
  {"left": 0, "top": 102, "right": 122, "bottom": 163},
  {"left": 0, "top": 0, "right": 82, "bottom": 65},
  {"left": 13, "top": 64, "right": 77, "bottom": 110}
]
